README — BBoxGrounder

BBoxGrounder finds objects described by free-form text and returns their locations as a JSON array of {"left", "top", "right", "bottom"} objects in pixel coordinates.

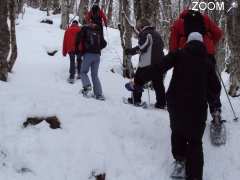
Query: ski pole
[{"left": 216, "top": 69, "right": 238, "bottom": 121}]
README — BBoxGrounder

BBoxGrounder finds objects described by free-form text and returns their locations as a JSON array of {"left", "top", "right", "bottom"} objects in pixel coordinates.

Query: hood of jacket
[{"left": 185, "top": 40, "right": 207, "bottom": 57}]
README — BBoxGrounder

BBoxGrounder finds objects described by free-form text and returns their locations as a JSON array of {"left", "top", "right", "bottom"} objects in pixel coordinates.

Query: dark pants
[
  {"left": 69, "top": 52, "right": 82, "bottom": 77},
  {"left": 207, "top": 55, "right": 222, "bottom": 113},
  {"left": 168, "top": 106, "right": 207, "bottom": 180},
  {"left": 133, "top": 66, "right": 166, "bottom": 106}
]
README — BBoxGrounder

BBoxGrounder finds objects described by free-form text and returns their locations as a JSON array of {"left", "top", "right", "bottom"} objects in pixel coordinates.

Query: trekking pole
[{"left": 216, "top": 69, "right": 238, "bottom": 121}]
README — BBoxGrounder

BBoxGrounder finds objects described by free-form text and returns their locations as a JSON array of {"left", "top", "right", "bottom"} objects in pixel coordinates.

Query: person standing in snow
[
  {"left": 157, "top": 32, "right": 220, "bottom": 180},
  {"left": 124, "top": 19, "right": 166, "bottom": 109},
  {"left": 169, "top": 9, "right": 223, "bottom": 123},
  {"left": 86, "top": 3, "right": 107, "bottom": 38},
  {"left": 75, "top": 23, "right": 107, "bottom": 100},
  {"left": 62, "top": 20, "right": 82, "bottom": 83}
]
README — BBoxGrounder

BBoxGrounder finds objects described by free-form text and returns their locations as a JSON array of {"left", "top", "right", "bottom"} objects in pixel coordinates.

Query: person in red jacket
[
  {"left": 86, "top": 3, "right": 107, "bottom": 37},
  {"left": 169, "top": 9, "right": 223, "bottom": 123},
  {"left": 62, "top": 20, "right": 81, "bottom": 83}
]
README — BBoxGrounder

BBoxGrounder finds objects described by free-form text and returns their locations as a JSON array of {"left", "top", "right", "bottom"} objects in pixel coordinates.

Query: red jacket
[
  {"left": 86, "top": 9, "right": 107, "bottom": 27},
  {"left": 169, "top": 10, "right": 223, "bottom": 55},
  {"left": 62, "top": 24, "right": 81, "bottom": 56}
]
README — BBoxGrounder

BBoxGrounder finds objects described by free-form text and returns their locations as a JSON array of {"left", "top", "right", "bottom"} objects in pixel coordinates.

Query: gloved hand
[
  {"left": 124, "top": 48, "right": 132, "bottom": 55},
  {"left": 124, "top": 46, "right": 140, "bottom": 55}
]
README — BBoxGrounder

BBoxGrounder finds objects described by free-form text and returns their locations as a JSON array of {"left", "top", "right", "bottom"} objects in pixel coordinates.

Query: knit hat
[{"left": 187, "top": 32, "right": 203, "bottom": 43}]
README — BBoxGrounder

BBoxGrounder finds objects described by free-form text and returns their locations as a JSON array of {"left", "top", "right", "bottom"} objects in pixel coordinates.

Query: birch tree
[
  {"left": 60, "top": 0, "right": 70, "bottom": 29},
  {"left": 226, "top": 0, "right": 240, "bottom": 96},
  {"left": 78, "top": 0, "right": 90, "bottom": 24},
  {"left": 119, "top": 0, "right": 134, "bottom": 78}
]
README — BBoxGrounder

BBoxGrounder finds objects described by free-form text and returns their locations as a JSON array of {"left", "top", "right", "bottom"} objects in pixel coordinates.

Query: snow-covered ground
[{"left": 0, "top": 7, "right": 240, "bottom": 180}]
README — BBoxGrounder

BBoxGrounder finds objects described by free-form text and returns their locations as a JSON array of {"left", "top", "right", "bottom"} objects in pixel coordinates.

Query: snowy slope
[{"left": 0, "top": 7, "right": 240, "bottom": 180}]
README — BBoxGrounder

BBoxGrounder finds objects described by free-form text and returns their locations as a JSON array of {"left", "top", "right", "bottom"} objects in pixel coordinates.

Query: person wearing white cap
[{"left": 154, "top": 32, "right": 220, "bottom": 180}]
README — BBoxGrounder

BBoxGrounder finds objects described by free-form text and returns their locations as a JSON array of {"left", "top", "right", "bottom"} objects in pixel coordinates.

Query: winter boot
[
  {"left": 81, "top": 85, "right": 92, "bottom": 97},
  {"left": 127, "top": 97, "right": 143, "bottom": 106},
  {"left": 68, "top": 74, "right": 75, "bottom": 84},
  {"left": 170, "top": 160, "right": 186, "bottom": 179},
  {"left": 96, "top": 95, "right": 105, "bottom": 101},
  {"left": 77, "top": 74, "right": 81, "bottom": 80}
]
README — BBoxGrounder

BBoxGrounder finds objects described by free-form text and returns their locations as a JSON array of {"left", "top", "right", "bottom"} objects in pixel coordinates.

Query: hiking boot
[
  {"left": 76, "top": 74, "right": 81, "bottom": 79},
  {"left": 127, "top": 98, "right": 142, "bottom": 106},
  {"left": 68, "top": 74, "right": 75, "bottom": 84},
  {"left": 96, "top": 95, "right": 105, "bottom": 101},
  {"left": 171, "top": 160, "right": 186, "bottom": 179}
]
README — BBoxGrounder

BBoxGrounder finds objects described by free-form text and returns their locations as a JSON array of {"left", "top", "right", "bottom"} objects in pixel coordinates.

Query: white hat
[{"left": 187, "top": 32, "right": 203, "bottom": 43}]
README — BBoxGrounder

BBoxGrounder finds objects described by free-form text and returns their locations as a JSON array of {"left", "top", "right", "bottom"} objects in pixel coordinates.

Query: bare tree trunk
[
  {"left": 0, "top": 0, "right": 10, "bottom": 81},
  {"left": 61, "top": 0, "right": 70, "bottom": 29},
  {"left": 40, "top": 0, "right": 48, "bottom": 10},
  {"left": 8, "top": 0, "right": 18, "bottom": 72},
  {"left": 69, "top": 0, "right": 76, "bottom": 14},
  {"left": 160, "top": 0, "right": 172, "bottom": 48},
  {"left": 16, "top": 0, "right": 24, "bottom": 15},
  {"left": 107, "top": 0, "right": 113, "bottom": 27},
  {"left": 27, "top": 0, "right": 41, "bottom": 8},
  {"left": 78, "top": 0, "right": 89, "bottom": 24},
  {"left": 226, "top": 0, "right": 240, "bottom": 96},
  {"left": 0, "top": 0, "right": 17, "bottom": 81},
  {"left": 52, "top": 0, "right": 61, "bottom": 14},
  {"left": 119, "top": 0, "right": 134, "bottom": 79}
]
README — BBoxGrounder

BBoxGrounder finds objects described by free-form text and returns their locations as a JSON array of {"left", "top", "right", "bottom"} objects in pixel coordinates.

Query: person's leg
[
  {"left": 90, "top": 53, "right": 103, "bottom": 97},
  {"left": 152, "top": 75, "right": 166, "bottom": 108},
  {"left": 81, "top": 53, "right": 92, "bottom": 88},
  {"left": 76, "top": 53, "right": 82, "bottom": 78},
  {"left": 185, "top": 111, "right": 207, "bottom": 180},
  {"left": 132, "top": 67, "right": 152, "bottom": 103},
  {"left": 69, "top": 52, "right": 76, "bottom": 79},
  {"left": 207, "top": 55, "right": 222, "bottom": 114},
  {"left": 168, "top": 106, "right": 187, "bottom": 160}
]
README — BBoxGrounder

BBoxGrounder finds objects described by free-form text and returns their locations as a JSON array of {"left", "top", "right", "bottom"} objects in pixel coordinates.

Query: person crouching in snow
[
  {"left": 124, "top": 18, "right": 166, "bottom": 109},
  {"left": 62, "top": 20, "right": 82, "bottom": 84},
  {"left": 156, "top": 32, "right": 220, "bottom": 180},
  {"left": 75, "top": 23, "right": 107, "bottom": 100}
]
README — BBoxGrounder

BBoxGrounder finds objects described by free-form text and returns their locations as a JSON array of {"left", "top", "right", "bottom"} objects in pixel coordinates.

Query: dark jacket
[
  {"left": 76, "top": 25, "right": 104, "bottom": 55},
  {"left": 169, "top": 10, "right": 223, "bottom": 55},
  {"left": 127, "top": 26, "right": 164, "bottom": 68},
  {"left": 158, "top": 41, "right": 219, "bottom": 114}
]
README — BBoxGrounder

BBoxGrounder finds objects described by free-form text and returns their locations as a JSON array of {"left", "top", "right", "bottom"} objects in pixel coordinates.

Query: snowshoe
[
  {"left": 122, "top": 97, "right": 148, "bottom": 108},
  {"left": 210, "top": 110, "right": 227, "bottom": 146},
  {"left": 125, "top": 82, "right": 144, "bottom": 92},
  {"left": 170, "top": 160, "right": 186, "bottom": 179},
  {"left": 210, "top": 120, "right": 226, "bottom": 146}
]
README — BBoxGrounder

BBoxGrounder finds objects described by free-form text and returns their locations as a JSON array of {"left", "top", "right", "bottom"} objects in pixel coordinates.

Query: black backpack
[
  {"left": 183, "top": 10, "right": 206, "bottom": 38},
  {"left": 85, "top": 27, "right": 101, "bottom": 52}
]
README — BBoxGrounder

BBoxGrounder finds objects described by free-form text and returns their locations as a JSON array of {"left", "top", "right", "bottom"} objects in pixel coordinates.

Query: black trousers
[
  {"left": 69, "top": 52, "right": 82, "bottom": 77},
  {"left": 133, "top": 66, "right": 166, "bottom": 106},
  {"left": 168, "top": 106, "right": 207, "bottom": 180},
  {"left": 207, "top": 55, "right": 222, "bottom": 113}
]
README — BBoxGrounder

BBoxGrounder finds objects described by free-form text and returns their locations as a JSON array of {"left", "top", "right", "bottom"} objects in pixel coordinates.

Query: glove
[
  {"left": 124, "top": 46, "right": 139, "bottom": 55},
  {"left": 124, "top": 48, "right": 132, "bottom": 55}
]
